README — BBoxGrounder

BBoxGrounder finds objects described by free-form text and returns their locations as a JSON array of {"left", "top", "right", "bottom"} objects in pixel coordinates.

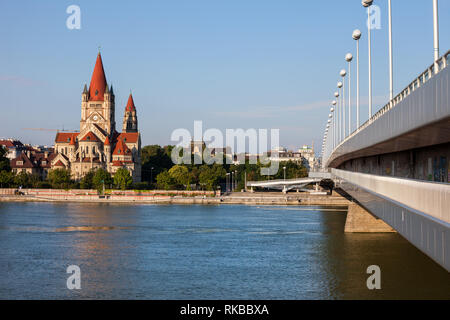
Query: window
[{"left": 17, "top": 161, "right": 23, "bottom": 166}]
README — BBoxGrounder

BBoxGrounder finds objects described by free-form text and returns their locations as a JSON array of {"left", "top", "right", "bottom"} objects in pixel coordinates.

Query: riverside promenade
[{"left": 0, "top": 188, "right": 349, "bottom": 206}]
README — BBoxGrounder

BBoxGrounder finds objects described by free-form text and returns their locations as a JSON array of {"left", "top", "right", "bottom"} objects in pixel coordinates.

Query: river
[{"left": 0, "top": 202, "right": 448, "bottom": 299}]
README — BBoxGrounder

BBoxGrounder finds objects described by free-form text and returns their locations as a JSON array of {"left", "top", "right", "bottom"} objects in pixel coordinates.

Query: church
[{"left": 51, "top": 52, "right": 142, "bottom": 183}]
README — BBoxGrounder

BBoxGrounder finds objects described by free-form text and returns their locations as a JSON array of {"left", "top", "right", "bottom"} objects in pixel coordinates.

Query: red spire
[
  {"left": 104, "top": 136, "right": 110, "bottom": 146},
  {"left": 69, "top": 134, "right": 77, "bottom": 145},
  {"left": 125, "top": 94, "right": 136, "bottom": 112},
  {"left": 89, "top": 53, "right": 107, "bottom": 101}
]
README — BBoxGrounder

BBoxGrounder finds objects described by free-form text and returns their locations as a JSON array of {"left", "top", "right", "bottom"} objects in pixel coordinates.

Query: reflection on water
[{"left": 0, "top": 202, "right": 448, "bottom": 300}]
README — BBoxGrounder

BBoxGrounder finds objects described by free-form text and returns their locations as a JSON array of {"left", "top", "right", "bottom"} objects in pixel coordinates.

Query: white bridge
[{"left": 246, "top": 177, "right": 324, "bottom": 193}]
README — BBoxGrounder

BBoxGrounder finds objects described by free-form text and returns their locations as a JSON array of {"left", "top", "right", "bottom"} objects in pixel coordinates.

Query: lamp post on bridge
[
  {"left": 352, "top": 29, "right": 361, "bottom": 128},
  {"left": 388, "top": 0, "right": 394, "bottom": 102},
  {"left": 328, "top": 112, "right": 333, "bottom": 151},
  {"left": 334, "top": 91, "right": 340, "bottom": 144},
  {"left": 433, "top": 0, "right": 440, "bottom": 73},
  {"left": 345, "top": 54, "right": 353, "bottom": 136},
  {"left": 362, "top": 0, "right": 373, "bottom": 118},
  {"left": 331, "top": 101, "right": 336, "bottom": 150},
  {"left": 340, "top": 70, "right": 347, "bottom": 140},
  {"left": 337, "top": 82, "right": 343, "bottom": 143}
]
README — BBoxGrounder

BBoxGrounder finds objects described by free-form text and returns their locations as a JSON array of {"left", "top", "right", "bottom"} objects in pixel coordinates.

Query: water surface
[{"left": 0, "top": 202, "right": 448, "bottom": 299}]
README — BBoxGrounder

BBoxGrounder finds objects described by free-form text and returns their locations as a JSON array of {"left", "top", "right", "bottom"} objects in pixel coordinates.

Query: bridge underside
[{"left": 335, "top": 170, "right": 450, "bottom": 272}]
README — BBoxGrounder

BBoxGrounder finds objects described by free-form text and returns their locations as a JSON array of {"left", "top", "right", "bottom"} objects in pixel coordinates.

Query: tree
[
  {"left": 0, "top": 146, "right": 10, "bottom": 172},
  {"left": 141, "top": 145, "right": 174, "bottom": 183},
  {"left": 48, "top": 169, "right": 72, "bottom": 189},
  {"left": 80, "top": 170, "right": 95, "bottom": 189},
  {"left": 156, "top": 170, "right": 176, "bottom": 190},
  {"left": 320, "top": 179, "right": 335, "bottom": 194},
  {"left": 93, "top": 168, "right": 112, "bottom": 193},
  {"left": 199, "top": 164, "right": 226, "bottom": 191},
  {"left": 114, "top": 168, "right": 133, "bottom": 190},
  {"left": 28, "top": 174, "right": 42, "bottom": 188},
  {"left": 13, "top": 171, "right": 32, "bottom": 188},
  {"left": 0, "top": 170, "right": 13, "bottom": 188},
  {"left": 169, "top": 165, "right": 190, "bottom": 189}
]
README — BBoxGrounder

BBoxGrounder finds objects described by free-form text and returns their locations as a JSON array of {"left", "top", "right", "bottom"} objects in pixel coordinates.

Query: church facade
[{"left": 51, "top": 53, "right": 142, "bottom": 183}]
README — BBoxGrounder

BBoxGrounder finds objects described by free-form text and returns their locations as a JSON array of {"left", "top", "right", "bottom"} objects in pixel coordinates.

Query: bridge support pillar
[{"left": 345, "top": 203, "right": 396, "bottom": 233}]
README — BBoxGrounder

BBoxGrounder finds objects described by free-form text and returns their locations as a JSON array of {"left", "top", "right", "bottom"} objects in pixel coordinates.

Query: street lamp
[
  {"left": 231, "top": 171, "right": 234, "bottom": 192},
  {"left": 283, "top": 166, "right": 287, "bottom": 182},
  {"left": 345, "top": 53, "right": 353, "bottom": 135},
  {"left": 433, "top": 0, "right": 440, "bottom": 72},
  {"left": 334, "top": 93, "right": 339, "bottom": 144},
  {"left": 340, "top": 70, "right": 346, "bottom": 140},
  {"left": 337, "top": 82, "right": 343, "bottom": 143},
  {"left": 362, "top": 0, "right": 374, "bottom": 118},
  {"left": 330, "top": 100, "right": 337, "bottom": 150},
  {"left": 150, "top": 167, "right": 154, "bottom": 184},
  {"left": 388, "top": 0, "right": 393, "bottom": 101},
  {"left": 352, "top": 29, "right": 362, "bottom": 127}
]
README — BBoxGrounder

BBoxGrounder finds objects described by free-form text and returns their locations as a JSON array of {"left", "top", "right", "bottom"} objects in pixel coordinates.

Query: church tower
[
  {"left": 122, "top": 93, "right": 138, "bottom": 133},
  {"left": 80, "top": 52, "right": 116, "bottom": 135}
]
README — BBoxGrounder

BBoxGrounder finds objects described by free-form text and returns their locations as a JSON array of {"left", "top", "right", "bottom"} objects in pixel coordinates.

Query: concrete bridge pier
[{"left": 345, "top": 202, "right": 396, "bottom": 233}]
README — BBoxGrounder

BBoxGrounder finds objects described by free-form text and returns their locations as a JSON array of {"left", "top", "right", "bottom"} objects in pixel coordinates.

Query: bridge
[
  {"left": 321, "top": 50, "right": 450, "bottom": 272},
  {"left": 246, "top": 177, "right": 324, "bottom": 193}
]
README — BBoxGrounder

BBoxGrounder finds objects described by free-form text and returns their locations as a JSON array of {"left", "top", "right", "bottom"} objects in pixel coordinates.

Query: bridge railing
[
  {"left": 247, "top": 177, "right": 320, "bottom": 186},
  {"left": 332, "top": 169, "right": 450, "bottom": 224},
  {"left": 324, "top": 50, "right": 450, "bottom": 166}
]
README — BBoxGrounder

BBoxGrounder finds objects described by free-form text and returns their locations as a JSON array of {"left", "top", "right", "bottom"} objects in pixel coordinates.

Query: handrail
[
  {"left": 324, "top": 50, "right": 450, "bottom": 166},
  {"left": 332, "top": 169, "right": 450, "bottom": 224}
]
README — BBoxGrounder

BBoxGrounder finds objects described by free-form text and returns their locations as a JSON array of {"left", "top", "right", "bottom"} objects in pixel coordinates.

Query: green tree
[
  {"left": 141, "top": 145, "right": 174, "bottom": 183},
  {"left": 93, "top": 168, "right": 112, "bottom": 193},
  {"left": 0, "top": 170, "right": 14, "bottom": 188},
  {"left": 156, "top": 170, "right": 176, "bottom": 190},
  {"left": 13, "top": 171, "right": 32, "bottom": 188},
  {"left": 80, "top": 170, "right": 95, "bottom": 189},
  {"left": 29, "top": 174, "right": 42, "bottom": 188},
  {"left": 199, "top": 164, "right": 226, "bottom": 191},
  {"left": 47, "top": 169, "right": 72, "bottom": 189},
  {"left": 169, "top": 165, "right": 190, "bottom": 189},
  {"left": 0, "top": 146, "right": 10, "bottom": 172},
  {"left": 114, "top": 168, "right": 133, "bottom": 190}
]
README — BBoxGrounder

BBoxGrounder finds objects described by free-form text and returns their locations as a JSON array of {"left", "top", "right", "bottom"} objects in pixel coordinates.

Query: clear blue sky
[{"left": 1, "top": 0, "right": 449, "bottom": 152}]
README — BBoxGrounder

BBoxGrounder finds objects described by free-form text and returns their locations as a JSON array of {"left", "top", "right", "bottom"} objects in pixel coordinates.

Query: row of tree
[
  {"left": 0, "top": 147, "right": 135, "bottom": 191},
  {"left": 140, "top": 145, "right": 309, "bottom": 191},
  {"left": 0, "top": 168, "right": 133, "bottom": 191},
  {"left": 0, "top": 145, "right": 310, "bottom": 191}
]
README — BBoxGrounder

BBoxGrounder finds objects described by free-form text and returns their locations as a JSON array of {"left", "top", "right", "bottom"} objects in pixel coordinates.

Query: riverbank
[{"left": 0, "top": 190, "right": 349, "bottom": 206}]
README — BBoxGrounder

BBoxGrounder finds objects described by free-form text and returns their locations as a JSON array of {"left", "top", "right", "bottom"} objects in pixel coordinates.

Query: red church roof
[
  {"left": 113, "top": 138, "right": 132, "bottom": 156},
  {"left": 55, "top": 132, "right": 78, "bottom": 144},
  {"left": 80, "top": 132, "right": 100, "bottom": 142},
  {"left": 125, "top": 94, "right": 136, "bottom": 112},
  {"left": 54, "top": 160, "right": 65, "bottom": 167},
  {"left": 116, "top": 132, "right": 139, "bottom": 143},
  {"left": 89, "top": 53, "right": 107, "bottom": 101},
  {"left": 104, "top": 136, "right": 110, "bottom": 146}
]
